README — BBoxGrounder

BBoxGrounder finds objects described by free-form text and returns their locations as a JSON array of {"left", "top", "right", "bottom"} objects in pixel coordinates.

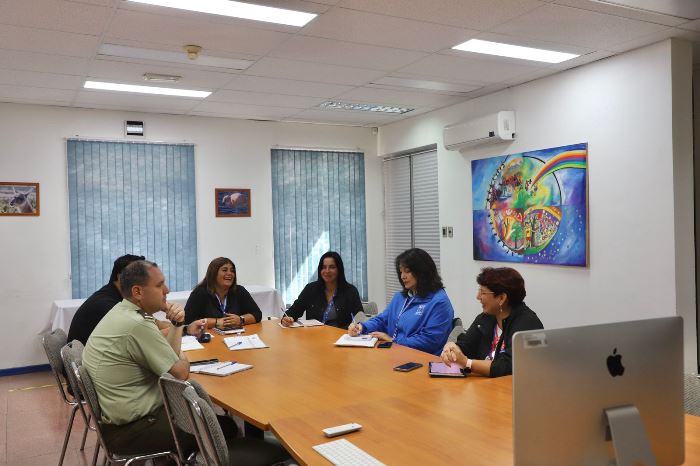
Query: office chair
[
  {"left": 168, "top": 379, "right": 288, "bottom": 466},
  {"left": 684, "top": 373, "right": 700, "bottom": 416},
  {"left": 41, "top": 329, "right": 90, "bottom": 466},
  {"left": 361, "top": 301, "right": 378, "bottom": 316},
  {"left": 60, "top": 341, "right": 100, "bottom": 466},
  {"left": 73, "top": 363, "right": 177, "bottom": 466},
  {"left": 448, "top": 317, "right": 465, "bottom": 343}
]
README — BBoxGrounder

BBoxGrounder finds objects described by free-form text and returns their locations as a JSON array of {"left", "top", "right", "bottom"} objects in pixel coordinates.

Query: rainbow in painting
[{"left": 471, "top": 143, "right": 587, "bottom": 266}]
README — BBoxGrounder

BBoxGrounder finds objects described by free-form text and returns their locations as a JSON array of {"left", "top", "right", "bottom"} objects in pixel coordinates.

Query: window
[
  {"left": 383, "top": 147, "right": 440, "bottom": 304},
  {"left": 67, "top": 139, "right": 198, "bottom": 298},
  {"left": 271, "top": 148, "right": 368, "bottom": 304}
]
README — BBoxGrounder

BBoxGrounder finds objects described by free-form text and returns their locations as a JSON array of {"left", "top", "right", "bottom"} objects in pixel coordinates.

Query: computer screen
[{"left": 513, "top": 316, "right": 684, "bottom": 466}]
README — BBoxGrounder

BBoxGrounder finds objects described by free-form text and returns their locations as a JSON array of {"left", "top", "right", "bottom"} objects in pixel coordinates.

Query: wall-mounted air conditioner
[{"left": 443, "top": 110, "right": 516, "bottom": 151}]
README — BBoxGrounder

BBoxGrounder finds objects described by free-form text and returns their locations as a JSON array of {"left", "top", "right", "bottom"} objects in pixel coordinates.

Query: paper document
[
  {"left": 279, "top": 319, "right": 324, "bottom": 328},
  {"left": 212, "top": 327, "right": 245, "bottom": 335},
  {"left": 224, "top": 334, "right": 268, "bottom": 350},
  {"left": 181, "top": 335, "right": 204, "bottom": 351},
  {"left": 334, "top": 334, "right": 378, "bottom": 348},
  {"left": 190, "top": 361, "right": 253, "bottom": 376}
]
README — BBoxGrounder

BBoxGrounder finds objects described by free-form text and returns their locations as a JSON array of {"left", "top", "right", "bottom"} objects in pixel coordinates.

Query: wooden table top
[{"left": 185, "top": 320, "right": 700, "bottom": 465}]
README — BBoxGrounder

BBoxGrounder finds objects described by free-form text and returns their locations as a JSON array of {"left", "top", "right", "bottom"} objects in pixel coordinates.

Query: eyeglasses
[{"left": 477, "top": 288, "right": 495, "bottom": 296}]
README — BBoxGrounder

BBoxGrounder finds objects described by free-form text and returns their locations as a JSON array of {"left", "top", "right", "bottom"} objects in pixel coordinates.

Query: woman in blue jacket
[{"left": 348, "top": 248, "right": 454, "bottom": 355}]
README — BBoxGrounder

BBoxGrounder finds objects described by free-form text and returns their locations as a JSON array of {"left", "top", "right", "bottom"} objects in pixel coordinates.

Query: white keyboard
[{"left": 312, "top": 438, "right": 386, "bottom": 466}]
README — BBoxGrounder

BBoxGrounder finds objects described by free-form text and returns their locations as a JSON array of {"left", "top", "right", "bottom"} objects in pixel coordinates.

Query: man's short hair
[
  {"left": 109, "top": 254, "right": 146, "bottom": 283},
  {"left": 119, "top": 260, "right": 158, "bottom": 298}
]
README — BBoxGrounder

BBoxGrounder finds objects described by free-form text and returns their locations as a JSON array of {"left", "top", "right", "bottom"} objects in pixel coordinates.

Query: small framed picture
[
  {"left": 0, "top": 182, "right": 40, "bottom": 216},
  {"left": 215, "top": 188, "right": 251, "bottom": 217}
]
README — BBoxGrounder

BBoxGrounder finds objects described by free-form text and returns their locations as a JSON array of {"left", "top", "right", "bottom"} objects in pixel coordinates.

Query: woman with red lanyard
[{"left": 441, "top": 267, "right": 543, "bottom": 377}]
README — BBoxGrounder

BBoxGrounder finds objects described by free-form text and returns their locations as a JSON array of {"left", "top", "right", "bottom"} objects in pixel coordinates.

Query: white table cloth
[{"left": 43, "top": 285, "right": 284, "bottom": 333}]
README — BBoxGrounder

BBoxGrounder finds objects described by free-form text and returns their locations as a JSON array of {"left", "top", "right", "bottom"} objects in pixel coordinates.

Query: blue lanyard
[
  {"left": 322, "top": 292, "right": 336, "bottom": 323},
  {"left": 392, "top": 296, "right": 415, "bottom": 340},
  {"left": 215, "top": 294, "right": 228, "bottom": 316}
]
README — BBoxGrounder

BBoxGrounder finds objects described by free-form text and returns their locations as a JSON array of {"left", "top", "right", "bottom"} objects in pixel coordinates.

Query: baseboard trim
[{"left": 0, "top": 364, "right": 51, "bottom": 377}]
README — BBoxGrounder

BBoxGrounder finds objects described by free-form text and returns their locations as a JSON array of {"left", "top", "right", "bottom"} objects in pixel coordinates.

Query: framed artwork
[
  {"left": 471, "top": 143, "right": 587, "bottom": 267},
  {"left": 215, "top": 188, "right": 251, "bottom": 217},
  {"left": 0, "top": 182, "right": 40, "bottom": 216}
]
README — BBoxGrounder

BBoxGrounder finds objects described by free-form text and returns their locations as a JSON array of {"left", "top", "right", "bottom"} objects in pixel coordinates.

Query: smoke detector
[{"left": 184, "top": 45, "right": 202, "bottom": 60}]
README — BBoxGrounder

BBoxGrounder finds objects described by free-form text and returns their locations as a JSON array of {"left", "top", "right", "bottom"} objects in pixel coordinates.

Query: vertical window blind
[
  {"left": 271, "top": 148, "right": 368, "bottom": 304},
  {"left": 383, "top": 149, "right": 440, "bottom": 305},
  {"left": 67, "top": 139, "right": 198, "bottom": 298}
]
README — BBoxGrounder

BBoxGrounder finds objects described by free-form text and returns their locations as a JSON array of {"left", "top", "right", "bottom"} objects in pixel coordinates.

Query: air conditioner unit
[{"left": 443, "top": 110, "right": 516, "bottom": 151}]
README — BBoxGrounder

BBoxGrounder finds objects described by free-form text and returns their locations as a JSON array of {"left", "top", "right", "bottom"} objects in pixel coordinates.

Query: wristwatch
[
  {"left": 170, "top": 320, "right": 184, "bottom": 327},
  {"left": 239, "top": 315, "right": 245, "bottom": 326},
  {"left": 461, "top": 358, "right": 473, "bottom": 375}
]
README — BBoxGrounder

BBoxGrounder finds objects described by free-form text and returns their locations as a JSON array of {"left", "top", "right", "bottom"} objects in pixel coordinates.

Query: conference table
[
  {"left": 186, "top": 321, "right": 700, "bottom": 465},
  {"left": 43, "top": 285, "right": 284, "bottom": 333}
]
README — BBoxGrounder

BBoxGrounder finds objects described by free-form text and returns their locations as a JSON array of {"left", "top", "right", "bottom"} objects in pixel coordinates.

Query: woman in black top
[
  {"left": 184, "top": 257, "right": 262, "bottom": 328},
  {"left": 281, "top": 251, "right": 363, "bottom": 329},
  {"left": 441, "top": 267, "right": 543, "bottom": 377}
]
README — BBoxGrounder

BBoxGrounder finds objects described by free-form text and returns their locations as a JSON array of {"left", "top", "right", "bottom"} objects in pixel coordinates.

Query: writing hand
[
  {"left": 347, "top": 323, "right": 362, "bottom": 336},
  {"left": 281, "top": 316, "right": 295, "bottom": 327}
]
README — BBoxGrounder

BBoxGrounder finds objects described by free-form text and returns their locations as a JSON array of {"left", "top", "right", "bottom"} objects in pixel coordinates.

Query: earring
[{"left": 499, "top": 305, "right": 503, "bottom": 313}]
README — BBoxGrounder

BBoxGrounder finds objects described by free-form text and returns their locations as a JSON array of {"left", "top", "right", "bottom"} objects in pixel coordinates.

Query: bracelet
[{"left": 215, "top": 318, "right": 220, "bottom": 328}]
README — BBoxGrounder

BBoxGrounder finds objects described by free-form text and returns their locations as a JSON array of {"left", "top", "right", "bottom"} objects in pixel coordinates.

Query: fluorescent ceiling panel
[
  {"left": 99, "top": 44, "right": 254, "bottom": 70},
  {"left": 592, "top": 0, "right": 700, "bottom": 19},
  {"left": 452, "top": 39, "right": 579, "bottom": 64},
  {"left": 84, "top": 80, "right": 211, "bottom": 98},
  {"left": 127, "top": 0, "right": 317, "bottom": 27},
  {"left": 319, "top": 101, "right": 413, "bottom": 114},
  {"left": 371, "top": 77, "right": 481, "bottom": 94}
]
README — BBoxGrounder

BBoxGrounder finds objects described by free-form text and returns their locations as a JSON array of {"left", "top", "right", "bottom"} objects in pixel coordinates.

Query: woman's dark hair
[
  {"left": 476, "top": 267, "right": 526, "bottom": 306},
  {"left": 201, "top": 257, "right": 236, "bottom": 294},
  {"left": 395, "top": 248, "right": 443, "bottom": 297},
  {"left": 316, "top": 251, "right": 349, "bottom": 289}
]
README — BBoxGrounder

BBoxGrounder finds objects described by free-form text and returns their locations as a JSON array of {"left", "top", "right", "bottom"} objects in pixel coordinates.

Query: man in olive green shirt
[{"left": 83, "top": 260, "right": 192, "bottom": 455}]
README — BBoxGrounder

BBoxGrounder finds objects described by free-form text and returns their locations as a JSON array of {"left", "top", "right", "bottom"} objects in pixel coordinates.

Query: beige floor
[{"left": 0, "top": 370, "right": 99, "bottom": 466}]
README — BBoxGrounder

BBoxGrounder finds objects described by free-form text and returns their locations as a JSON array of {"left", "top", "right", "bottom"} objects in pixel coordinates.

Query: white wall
[
  {"left": 0, "top": 104, "right": 384, "bottom": 369},
  {"left": 378, "top": 39, "right": 697, "bottom": 371}
]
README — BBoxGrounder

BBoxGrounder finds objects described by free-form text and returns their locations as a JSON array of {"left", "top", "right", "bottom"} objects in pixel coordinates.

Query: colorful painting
[
  {"left": 0, "top": 182, "right": 40, "bottom": 216},
  {"left": 215, "top": 188, "right": 251, "bottom": 217},
  {"left": 471, "top": 143, "right": 587, "bottom": 266}
]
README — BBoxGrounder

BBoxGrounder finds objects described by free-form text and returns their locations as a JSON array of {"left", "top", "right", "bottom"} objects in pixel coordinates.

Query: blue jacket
[{"left": 361, "top": 289, "right": 454, "bottom": 355}]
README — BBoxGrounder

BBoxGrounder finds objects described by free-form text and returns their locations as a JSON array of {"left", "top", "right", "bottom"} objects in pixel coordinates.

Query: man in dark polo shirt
[{"left": 68, "top": 254, "right": 144, "bottom": 345}]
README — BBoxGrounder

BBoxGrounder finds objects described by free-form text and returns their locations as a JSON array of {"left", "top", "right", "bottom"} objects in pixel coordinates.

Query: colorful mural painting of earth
[{"left": 471, "top": 143, "right": 587, "bottom": 266}]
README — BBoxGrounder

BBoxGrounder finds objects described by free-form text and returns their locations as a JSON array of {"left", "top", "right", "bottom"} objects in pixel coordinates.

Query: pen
[
  {"left": 229, "top": 341, "right": 243, "bottom": 348},
  {"left": 218, "top": 361, "right": 235, "bottom": 369}
]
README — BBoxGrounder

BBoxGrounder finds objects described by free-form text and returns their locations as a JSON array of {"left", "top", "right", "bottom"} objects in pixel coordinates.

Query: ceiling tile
[
  {"left": 0, "top": 69, "right": 83, "bottom": 90},
  {"left": 106, "top": 9, "right": 292, "bottom": 56},
  {"left": 269, "top": 35, "right": 427, "bottom": 71},
  {"left": 0, "top": 84, "right": 76, "bottom": 102},
  {"left": 206, "top": 89, "right": 324, "bottom": 108},
  {"left": 300, "top": 7, "right": 476, "bottom": 52},
  {"left": 190, "top": 101, "right": 297, "bottom": 119},
  {"left": 336, "top": 86, "right": 465, "bottom": 108},
  {"left": 88, "top": 59, "right": 237, "bottom": 89},
  {"left": 398, "top": 53, "right": 544, "bottom": 85},
  {"left": 336, "top": 0, "right": 546, "bottom": 29},
  {"left": 65, "top": 0, "right": 115, "bottom": 6},
  {"left": 0, "top": 49, "right": 90, "bottom": 75},
  {"left": 223, "top": 75, "right": 353, "bottom": 98},
  {"left": 76, "top": 89, "right": 201, "bottom": 111},
  {"left": 678, "top": 19, "right": 700, "bottom": 32},
  {"left": 0, "top": 25, "right": 101, "bottom": 58},
  {"left": 492, "top": 3, "right": 668, "bottom": 49},
  {"left": 553, "top": 0, "right": 688, "bottom": 26},
  {"left": 244, "top": 57, "right": 386, "bottom": 86},
  {"left": 0, "top": 0, "right": 112, "bottom": 36},
  {"left": 287, "top": 108, "right": 400, "bottom": 126}
]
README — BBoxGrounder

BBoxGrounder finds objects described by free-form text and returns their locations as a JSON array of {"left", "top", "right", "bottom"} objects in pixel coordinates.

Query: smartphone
[
  {"left": 394, "top": 362, "right": 423, "bottom": 372},
  {"left": 377, "top": 341, "right": 393, "bottom": 348}
]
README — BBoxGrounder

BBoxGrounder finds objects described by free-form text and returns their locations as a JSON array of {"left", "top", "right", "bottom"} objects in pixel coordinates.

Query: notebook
[
  {"left": 181, "top": 335, "right": 204, "bottom": 351},
  {"left": 279, "top": 319, "right": 324, "bottom": 328},
  {"left": 190, "top": 361, "right": 253, "bottom": 377},
  {"left": 223, "top": 334, "right": 268, "bottom": 350},
  {"left": 334, "top": 334, "right": 378, "bottom": 348}
]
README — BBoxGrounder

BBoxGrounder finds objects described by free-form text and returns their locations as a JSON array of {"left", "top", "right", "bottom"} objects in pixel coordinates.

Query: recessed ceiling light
[
  {"left": 127, "top": 0, "right": 317, "bottom": 27},
  {"left": 371, "top": 77, "right": 480, "bottom": 94},
  {"left": 84, "top": 81, "right": 211, "bottom": 98},
  {"left": 143, "top": 73, "right": 181, "bottom": 82},
  {"left": 452, "top": 39, "right": 579, "bottom": 64},
  {"left": 99, "top": 44, "right": 254, "bottom": 70},
  {"left": 319, "top": 101, "right": 413, "bottom": 114}
]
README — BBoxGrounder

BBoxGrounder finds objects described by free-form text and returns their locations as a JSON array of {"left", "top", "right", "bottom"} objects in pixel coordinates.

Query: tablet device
[{"left": 428, "top": 361, "right": 466, "bottom": 378}]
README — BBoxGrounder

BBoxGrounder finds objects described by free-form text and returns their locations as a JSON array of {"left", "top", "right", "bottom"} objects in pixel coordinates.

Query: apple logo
[{"left": 607, "top": 348, "right": 625, "bottom": 377}]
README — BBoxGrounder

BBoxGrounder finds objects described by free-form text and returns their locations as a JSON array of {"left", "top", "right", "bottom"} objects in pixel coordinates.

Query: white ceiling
[{"left": 1, "top": 0, "right": 699, "bottom": 127}]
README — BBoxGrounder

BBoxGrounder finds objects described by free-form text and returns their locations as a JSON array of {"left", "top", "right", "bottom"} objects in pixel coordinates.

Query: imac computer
[{"left": 513, "top": 316, "right": 684, "bottom": 466}]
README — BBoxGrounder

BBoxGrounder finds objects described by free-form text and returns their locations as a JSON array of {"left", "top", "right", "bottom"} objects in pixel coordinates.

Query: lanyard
[
  {"left": 392, "top": 296, "right": 415, "bottom": 340},
  {"left": 322, "top": 292, "right": 336, "bottom": 323},
  {"left": 215, "top": 293, "right": 228, "bottom": 316}
]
